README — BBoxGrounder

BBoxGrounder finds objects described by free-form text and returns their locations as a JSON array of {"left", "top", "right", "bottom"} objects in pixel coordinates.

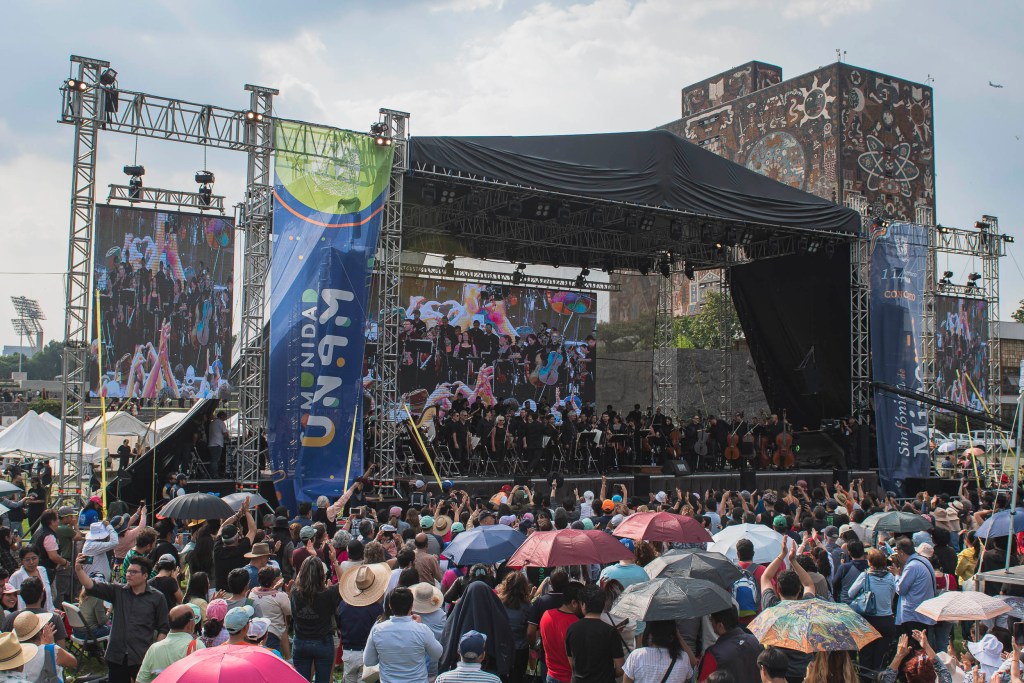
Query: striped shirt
[{"left": 435, "top": 662, "right": 501, "bottom": 683}]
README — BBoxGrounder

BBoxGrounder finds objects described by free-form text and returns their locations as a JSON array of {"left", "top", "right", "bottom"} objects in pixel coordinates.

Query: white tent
[
  {"left": 83, "top": 411, "right": 154, "bottom": 450},
  {"left": 148, "top": 411, "right": 190, "bottom": 440},
  {"left": 0, "top": 410, "right": 102, "bottom": 463},
  {"left": 37, "top": 412, "right": 61, "bottom": 429}
]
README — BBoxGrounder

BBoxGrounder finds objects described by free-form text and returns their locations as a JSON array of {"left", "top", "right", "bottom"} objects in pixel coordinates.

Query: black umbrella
[
  {"left": 609, "top": 577, "right": 735, "bottom": 622},
  {"left": 159, "top": 492, "right": 234, "bottom": 520},
  {"left": 645, "top": 549, "right": 742, "bottom": 589}
]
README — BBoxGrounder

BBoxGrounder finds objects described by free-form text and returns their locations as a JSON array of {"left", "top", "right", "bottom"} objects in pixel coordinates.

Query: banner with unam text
[
  {"left": 269, "top": 121, "right": 394, "bottom": 510},
  {"left": 869, "top": 221, "right": 930, "bottom": 494}
]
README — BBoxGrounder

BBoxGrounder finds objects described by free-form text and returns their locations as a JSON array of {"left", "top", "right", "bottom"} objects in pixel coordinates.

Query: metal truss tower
[
  {"left": 718, "top": 263, "right": 732, "bottom": 419},
  {"left": 981, "top": 216, "right": 1002, "bottom": 418},
  {"left": 372, "top": 109, "right": 409, "bottom": 498},
  {"left": 235, "top": 85, "right": 277, "bottom": 487},
  {"left": 58, "top": 56, "right": 107, "bottom": 494},
  {"left": 844, "top": 196, "right": 872, "bottom": 419},
  {"left": 653, "top": 266, "right": 677, "bottom": 416}
]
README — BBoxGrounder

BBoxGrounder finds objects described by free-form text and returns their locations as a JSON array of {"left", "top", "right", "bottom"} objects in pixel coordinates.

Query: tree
[
  {"left": 1013, "top": 300, "right": 1024, "bottom": 324},
  {"left": 675, "top": 291, "right": 743, "bottom": 349},
  {"left": 27, "top": 398, "right": 61, "bottom": 418},
  {"left": 24, "top": 341, "right": 63, "bottom": 381}
]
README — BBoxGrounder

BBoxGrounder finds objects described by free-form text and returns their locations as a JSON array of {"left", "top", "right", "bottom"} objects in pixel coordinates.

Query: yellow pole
[
  {"left": 403, "top": 402, "right": 443, "bottom": 488},
  {"left": 343, "top": 405, "right": 359, "bottom": 491},
  {"left": 94, "top": 288, "right": 108, "bottom": 514}
]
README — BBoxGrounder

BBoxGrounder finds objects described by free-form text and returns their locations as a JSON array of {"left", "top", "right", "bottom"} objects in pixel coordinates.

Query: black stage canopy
[{"left": 404, "top": 130, "right": 862, "bottom": 425}]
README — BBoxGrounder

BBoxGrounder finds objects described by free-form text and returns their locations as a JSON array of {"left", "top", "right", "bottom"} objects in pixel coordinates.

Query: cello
[
  {"left": 773, "top": 409, "right": 795, "bottom": 470},
  {"left": 723, "top": 425, "right": 741, "bottom": 464}
]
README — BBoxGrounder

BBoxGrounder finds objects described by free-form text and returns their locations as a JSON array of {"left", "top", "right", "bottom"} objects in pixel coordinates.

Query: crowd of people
[{"left": 2, "top": 471, "right": 1024, "bottom": 683}]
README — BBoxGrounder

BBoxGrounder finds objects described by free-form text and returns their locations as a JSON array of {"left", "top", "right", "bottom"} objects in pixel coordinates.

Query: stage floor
[{"left": 183, "top": 469, "right": 879, "bottom": 508}]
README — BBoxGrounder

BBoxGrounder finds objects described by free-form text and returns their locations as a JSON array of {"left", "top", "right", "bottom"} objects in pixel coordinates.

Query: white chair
[{"left": 62, "top": 601, "right": 109, "bottom": 662}]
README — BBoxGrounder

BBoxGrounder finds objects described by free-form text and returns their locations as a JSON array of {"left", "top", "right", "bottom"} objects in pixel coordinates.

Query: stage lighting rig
[
  {"left": 936, "top": 224, "right": 950, "bottom": 235},
  {"left": 659, "top": 259, "right": 671, "bottom": 279},
  {"left": 535, "top": 202, "right": 551, "bottom": 219},
  {"left": 512, "top": 263, "right": 526, "bottom": 285},
  {"left": 466, "top": 191, "right": 483, "bottom": 213},
  {"left": 1004, "top": 234, "right": 1015, "bottom": 243},
  {"left": 443, "top": 257, "right": 456, "bottom": 278},
  {"left": 638, "top": 261, "right": 650, "bottom": 276},
  {"left": 965, "top": 272, "right": 981, "bottom": 292},
  {"left": 244, "top": 110, "right": 265, "bottom": 123},
  {"left": 938, "top": 270, "right": 954, "bottom": 288},
  {"left": 574, "top": 269, "right": 588, "bottom": 288},
  {"left": 64, "top": 78, "right": 87, "bottom": 91},
  {"left": 421, "top": 183, "right": 437, "bottom": 205},
  {"left": 99, "top": 68, "right": 117, "bottom": 86},
  {"left": 123, "top": 164, "right": 145, "bottom": 200},
  {"left": 639, "top": 214, "right": 655, "bottom": 233},
  {"left": 370, "top": 121, "right": 391, "bottom": 146},
  {"left": 669, "top": 220, "right": 683, "bottom": 241},
  {"left": 508, "top": 199, "right": 523, "bottom": 219},
  {"left": 683, "top": 262, "right": 695, "bottom": 281}
]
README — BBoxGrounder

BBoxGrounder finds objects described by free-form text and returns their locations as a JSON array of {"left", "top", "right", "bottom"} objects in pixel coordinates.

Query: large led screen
[
  {"left": 91, "top": 205, "right": 234, "bottom": 400},
  {"left": 934, "top": 295, "right": 989, "bottom": 411}
]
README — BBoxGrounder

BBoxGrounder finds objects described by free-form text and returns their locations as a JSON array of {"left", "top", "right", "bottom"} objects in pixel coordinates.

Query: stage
[{"left": 182, "top": 468, "right": 879, "bottom": 509}]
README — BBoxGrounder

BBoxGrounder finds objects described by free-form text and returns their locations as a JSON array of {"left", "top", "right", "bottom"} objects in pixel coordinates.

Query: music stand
[{"left": 186, "top": 447, "right": 211, "bottom": 479}]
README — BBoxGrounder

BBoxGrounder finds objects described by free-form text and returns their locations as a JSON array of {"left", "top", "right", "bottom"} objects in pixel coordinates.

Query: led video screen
[{"left": 934, "top": 295, "right": 989, "bottom": 411}]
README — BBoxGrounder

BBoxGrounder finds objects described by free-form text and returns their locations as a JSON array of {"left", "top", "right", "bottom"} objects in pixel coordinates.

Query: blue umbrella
[
  {"left": 442, "top": 524, "right": 525, "bottom": 565},
  {"left": 977, "top": 508, "right": 1024, "bottom": 539}
]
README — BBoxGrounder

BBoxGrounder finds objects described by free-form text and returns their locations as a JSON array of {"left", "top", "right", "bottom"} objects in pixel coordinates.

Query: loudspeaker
[
  {"left": 833, "top": 469, "right": 850, "bottom": 487},
  {"left": 739, "top": 469, "right": 756, "bottom": 491},
  {"left": 633, "top": 474, "right": 652, "bottom": 498},
  {"left": 904, "top": 476, "right": 960, "bottom": 496},
  {"left": 514, "top": 474, "right": 531, "bottom": 487},
  {"left": 662, "top": 460, "right": 691, "bottom": 476}
]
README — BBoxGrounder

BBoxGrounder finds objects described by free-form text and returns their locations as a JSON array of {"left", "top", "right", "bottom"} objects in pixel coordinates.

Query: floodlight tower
[{"left": 10, "top": 296, "right": 45, "bottom": 373}]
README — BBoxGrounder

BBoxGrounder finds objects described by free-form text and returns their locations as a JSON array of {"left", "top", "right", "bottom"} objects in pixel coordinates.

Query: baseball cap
[
  {"left": 839, "top": 524, "right": 853, "bottom": 537},
  {"left": 451, "top": 522, "right": 465, "bottom": 534},
  {"left": 299, "top": 526, "right": 316, "bottom": 541},
  {"left": 459, "top": 630, "right": 487, "bottom": 662},
  {"left": 246, "top": 617, "right": 271, "bottom": 641},
  {"left": 380, "top": 524, "right": 397, "bottom": 533},
  {"left": 220, "top": 524, "right": 238, "bottom": 542},
  {"left": 772, "top": 515, "right": 788, "bottom": 528},
  {"left": 654, "top": 491, "right": 667, "bottom": 504},
  {"left": 501, "top": 484, "right": 512, "bottom": 494},
  {"left": 499, "top": 515, "right": 516, "bottom": 526},
  {"left": 57, "top": 506, "right": 76, "bottom": 518},
  {"left": 224, "top": 606, "right": 255, "bottom": 634},
  {"left": 611, "top": 494, "right": 622, "bottom": 504},
  {"left": 389, "top": 506, "right": 403, "bottom": 518},
  {"left": 602, "top": 500, "right": 615, "bottom": 512},
  {"left": 823, "top": 526, "right": 839, "bottom": 539},
  {"left": 157, "top": 553, "right": 177, "bottom": 567},
  {"left": 581, "top": 518, "right": 594, "bottom": 530},
  {"left": 619, "top": 538, "right": 635, "bottom": 552},
  {"left": 414, "top": 480, "right": 425, "bottom": 489},
  {"left": 610, "top": 514, "right": 624, "bottom": 527},
  {"left": 206, "top": 599, "right": 229, "bottom": 622},
  {"left": 420, "top": 515, "right": 434, "bottom": 529}
]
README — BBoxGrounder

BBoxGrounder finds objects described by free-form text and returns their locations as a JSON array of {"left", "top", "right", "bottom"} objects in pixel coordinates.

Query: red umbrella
[
  {"left": 154, "top": 644, "right": 306, "bottom": 683},
  {"left": 612, "top": 511, "right": 713, "bottom": 543},
  {"left": 507, "top": 529, "right": 635, "bottom": 568}
]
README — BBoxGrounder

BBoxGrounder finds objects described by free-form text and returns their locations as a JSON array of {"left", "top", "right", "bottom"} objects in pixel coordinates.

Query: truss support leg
[{"left": 653, "top": 270, "right": 677, "bottom": 417}]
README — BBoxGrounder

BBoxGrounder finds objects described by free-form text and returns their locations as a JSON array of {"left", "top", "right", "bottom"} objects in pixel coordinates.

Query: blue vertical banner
[
  {"left": 870, "top": 221, "right": 930, "bottom": 494},
  {"left": 269, "top": 122, "right": 394, "bottom": 511}
]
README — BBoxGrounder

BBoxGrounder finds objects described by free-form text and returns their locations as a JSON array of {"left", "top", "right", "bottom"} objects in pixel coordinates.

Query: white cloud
[
  {"left": 430, "top": 0, "right": 505, "bottom": 12},
  {"left": 779, "top": 0, "right": 875, "bottom": 25}
]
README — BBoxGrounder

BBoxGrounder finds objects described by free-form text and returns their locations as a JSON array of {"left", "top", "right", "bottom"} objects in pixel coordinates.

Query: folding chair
[{"left": 62, "top": 601, "right": 109, "bottom": 664}]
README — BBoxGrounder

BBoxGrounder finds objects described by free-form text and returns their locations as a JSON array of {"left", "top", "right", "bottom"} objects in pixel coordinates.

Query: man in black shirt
[
  {"left": 524, "top": 413, "right": 547, "bottom": 474},
  {"left": 77, "top": 553, "right": 169, "bottom": 683},
  {"left": 213, "top": 499, "right": 256, "bottom": 590},
  {"left": 565, "top": 586, "right": 624, "bottom": 683},
  {"left": 526, "top": 569, "right": 568, "bottom": 646},
  {"left": 117, "top": 439, "right": 133, "bottom": 472}
]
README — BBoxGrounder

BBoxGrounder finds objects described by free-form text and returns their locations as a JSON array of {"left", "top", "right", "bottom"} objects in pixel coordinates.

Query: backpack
[{"left": 732, "top": 568, "right": 760, "bottom": 618}]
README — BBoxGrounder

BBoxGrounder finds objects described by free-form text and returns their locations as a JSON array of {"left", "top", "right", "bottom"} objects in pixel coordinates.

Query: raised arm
[
  {"left": 761, "top": 539, "right": 789, "bottom": 593},
  {"left": 789, "top": 543, "right": 815, "bottom": 597}
]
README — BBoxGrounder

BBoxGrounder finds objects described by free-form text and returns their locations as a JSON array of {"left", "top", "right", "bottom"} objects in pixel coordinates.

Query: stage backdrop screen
[
  {"left": 91, "top": 205, "right": 234, "bottom": 400},
  {"left": 381, "top": 278, "right": 598, "bottom": 415},
  {"left": 935, "top": 295, "right": 989, "bottom": 411}
]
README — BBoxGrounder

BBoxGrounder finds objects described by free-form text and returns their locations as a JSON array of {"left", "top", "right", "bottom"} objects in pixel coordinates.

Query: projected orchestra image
[
  {"left": 934, "top": 295, "right": 989, "bottom": 411},
  {"left": 91, "top": 205, "right": 234, "bottom": 400}
]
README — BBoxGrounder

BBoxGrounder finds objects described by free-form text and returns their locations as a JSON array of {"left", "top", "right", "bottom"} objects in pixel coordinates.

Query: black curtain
[{"left": 730, "top": 246, "right": 851, "bottom": 428}]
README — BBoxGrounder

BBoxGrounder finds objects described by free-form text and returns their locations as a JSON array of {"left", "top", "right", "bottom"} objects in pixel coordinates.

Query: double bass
[
  {"left": 723, "top": 425, "right": 741, "bottom": 464},
  {"left": 773, "top": 409, "right": 795, "bottom": 470}
]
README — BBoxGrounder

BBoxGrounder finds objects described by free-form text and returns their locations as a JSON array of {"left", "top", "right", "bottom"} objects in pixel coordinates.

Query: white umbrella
[
  {"left": 222, "top": 492, "right": 269, "bottom": 511},
  {"left": 709, "top": 523, "right": 785, "bottom": 563},
  {"left": 937, "top": 441, "right": 957, "bottom": 454}
]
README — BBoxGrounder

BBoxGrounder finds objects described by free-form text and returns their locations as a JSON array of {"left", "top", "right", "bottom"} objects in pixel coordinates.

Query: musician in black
[
  {"left": 449, "top": 410, "right": 470, "bottom": 468},
  {"left": 626, "top": 404, "right": 643, "bottom": 425},
  {"left": 410, "top": 309, "right": 427, "bottom": 336},
  {"left": 523, "top": 412, "right": 547, "bottom": 474},
  {"left": 475, "top": 408, "right": 495, "bottom": 460},
  {"left": 730, "top": 413, "right": 749, "bottom": 438},
  {"left": 468, "top": 320, "right": 486, "bottom": 350},
  {"left": 480, "top": 323, "right": 499, "bottom": 357},
  {"left": 560, "top": 411, "right": 579, "bottom": 452}
]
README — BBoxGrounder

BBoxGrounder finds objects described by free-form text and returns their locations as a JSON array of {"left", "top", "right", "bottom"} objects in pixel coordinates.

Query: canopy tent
[
  {"left": 148, "top": 411, "right": 189, "bottom": 440},
  {"left": 37, "top": 412, "right": 62, "bottom": 429},
  {"left": 406, "top": 131, "right": 862, "bottom": 425},
  {"left": 0, "top": 410, "right": 102, "bottom": 463},
  {"left": 83, "top": 411, "right": 154, "bottom": 450}
]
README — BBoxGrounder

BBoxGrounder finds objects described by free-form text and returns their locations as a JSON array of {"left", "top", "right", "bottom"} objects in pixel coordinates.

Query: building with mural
[{"left": 608, "top": 59, "right": 936, "bottom": 324}]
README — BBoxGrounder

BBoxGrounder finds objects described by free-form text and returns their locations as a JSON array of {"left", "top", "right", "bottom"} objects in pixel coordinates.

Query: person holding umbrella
[{"left": 696, "top": 607, "right": 762, "bottom": 682}]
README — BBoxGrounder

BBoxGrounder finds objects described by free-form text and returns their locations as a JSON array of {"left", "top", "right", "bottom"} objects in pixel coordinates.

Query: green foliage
[
  {"left": 1013, "top": 300, "right": 1024, "bottom": 325},
  {"left": 0, "top": 340, "right": 64, "bottom": 382},
  {"left": 674, "top": 291, "right": 742, "bottom": 349},
  {"left": 27, "top": 398, "right": 61, "bottom": 418},
  {"left": 597, "top": 315, "right": 656, "bottom": 353}
]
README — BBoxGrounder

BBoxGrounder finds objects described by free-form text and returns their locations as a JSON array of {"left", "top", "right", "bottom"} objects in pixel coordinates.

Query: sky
[{"left": 0, "top": 0, "right": 1021, "bottom": 350}]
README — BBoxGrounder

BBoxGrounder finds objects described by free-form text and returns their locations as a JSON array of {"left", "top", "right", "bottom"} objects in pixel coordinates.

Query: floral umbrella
[{"left": 748, "top": 599, "right": 880, "bottom": 653}]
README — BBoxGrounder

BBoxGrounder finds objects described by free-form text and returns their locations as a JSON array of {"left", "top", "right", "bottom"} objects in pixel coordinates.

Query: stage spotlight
[
  {"left": 440, "top": 187, "right": 458, "bottom": 204},
  {"left": 625, "top": 213, "right": 640, "bottom": 232},
  {"left": 669, "top": 220, "right": 683, "bottom": 241},
  {"left": 936, "top": 225, "right": 950, "bottom": 235},
  {"left": 639, "top": 214, "right": 655, "bottom": 232},
  {"left": 99, "top": 68, "right": 118, "bottom": 86},
  {"left": 1004, "top": 234, "right": 1015, "bottom": 243},
  {"left": 574, "top": 275, "right": 586, "bottom": 288},
  {"left": 244, "top": 110, "right": 264, "bottom": 123},
  {"left": 195, "top": 171, "right": 215, "bottom": 185},
  {"left": 639, "top": 262, "right": 650, "bottom": 276},
  {"left": 938, "top": 271, "right": 953, "bottom": 287},
  {"left": 659, "top": 259, "right": 671, "bottom": 278},
  {"left": 421, "top": 183, "right": 437, "bottom": 205},
  {"left": 535, "top": 202, "right": 551, "bottom": 219},
  {"left": 65, "top": 78, "right": 87, "bottom": 91},
  {"left": 603, "top": 255, "right": 614, "bottom": 273},
  {"left": 512, "top": 270, "right": 523, "bottom": 285},
  {"left": 443, "top": 257, "right": 456, "bottom": 278},
  {"left": 370, "top": 122, "right": 391, "bottom": 144},
  {"left": 557, "top": 203, "right": 572, "bottom": 225},
  {"left": 466, "top": 191, "right": 483, "bottom": 213},
  {"left": 580, "top": 267, "right": 590, "bottom": 278},
  {"left": 508, "top": 200, "right": 523, "bottom": 219},
  {"left": 683, "top": 262, "right": 695, "bottom": 281},
  {"left": 975, "top": 221, "right": 991, "bottom": 231}
]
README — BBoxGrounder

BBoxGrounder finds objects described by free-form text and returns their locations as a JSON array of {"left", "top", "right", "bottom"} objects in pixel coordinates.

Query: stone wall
[{"left": 597, "top": 348, "right": 768, "bottom": 418}]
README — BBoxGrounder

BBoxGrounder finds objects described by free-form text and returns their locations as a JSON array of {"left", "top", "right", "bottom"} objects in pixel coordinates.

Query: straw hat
[
  {"left": 411, "top": 582, "right": 443, "bottom": 614},
  {"left": 0, "top": 633, "right": 36, "bottom": 671},
  {"left": 243, "top": 542, "right": 274, "bottom": 559},
  {"left": 339, "top": 564, "right": 390, "bottom": 606},
  {"left": 13, "top": 611, "right": 50, "bottom": 643},
  {"left": 433, "top": 515, "right": 452, "bottom": 534}
]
